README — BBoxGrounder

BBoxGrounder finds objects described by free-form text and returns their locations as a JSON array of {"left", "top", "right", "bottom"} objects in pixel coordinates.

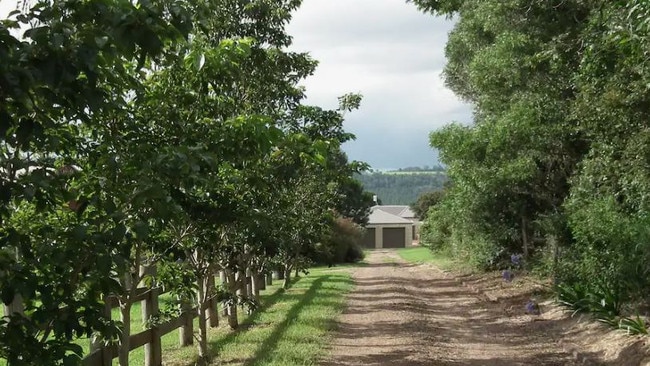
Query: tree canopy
[
  {"left": 414, "top": 0, "right": 650, "bottom": 315},
  {"left": 0, "top": 0, "right": 372, "bottom": 364},
  {"left": 357, "top": 171, "right": 447, "bottom": 205}
]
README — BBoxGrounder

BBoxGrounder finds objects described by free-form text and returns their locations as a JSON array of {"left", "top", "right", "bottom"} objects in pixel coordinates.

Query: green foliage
[
  {"left": 557, "top": 282, "right": 592, "bottom": 316},
  {"left": 411, "top": 190, "right": 445, "bottom": 220},
  {"left": 0, "top": 0, "right": 366, "bottom": 363},
  {"left": 557, "top": 281, "right": 650, "bottom": 334},
  {"left": 193, "top": 268, "right": 353, "bottom": 366},
  {"left": 356, "top": 171, "right": 447, "bottom": 205},
  {"left": 418, "top": 198, "right": 453, "bottom": 250},
  {"left": 412, "top": 0, "right": 650, "bottom": 325},
  {"left": 310, "top": 217, "right": 365, "bottom": 265},
  {"left": 619, "top": 316, "right": 649, "bottom": 336}
]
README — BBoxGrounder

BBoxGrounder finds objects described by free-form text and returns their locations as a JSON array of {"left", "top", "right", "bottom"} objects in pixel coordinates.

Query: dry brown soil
[{"left": 321, "top": 250, "right": 650, "bottom": 366}]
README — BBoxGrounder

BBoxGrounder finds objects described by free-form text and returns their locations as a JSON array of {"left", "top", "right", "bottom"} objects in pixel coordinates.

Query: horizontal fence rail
[{"left": 2, "top": 265, "right": 284, "bottom": 366}]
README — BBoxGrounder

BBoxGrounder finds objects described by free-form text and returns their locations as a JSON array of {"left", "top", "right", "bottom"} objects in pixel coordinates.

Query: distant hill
[{"left": 356, "top": 169, "right": 447, "bottom": 205}]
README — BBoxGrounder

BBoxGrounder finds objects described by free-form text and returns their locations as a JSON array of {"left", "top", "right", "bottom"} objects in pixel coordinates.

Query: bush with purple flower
[
  {"left": 502, "top": 253, "right": 524, "bottom": 283},
  {"left": 502, "top": 269, "right": 514, "bottom": 282},
  {"left": 526, "top": 300, "right": 540, "bottom": 315},
  {"left": 511, "top": 254, "right": 523, "bottom": 267}
]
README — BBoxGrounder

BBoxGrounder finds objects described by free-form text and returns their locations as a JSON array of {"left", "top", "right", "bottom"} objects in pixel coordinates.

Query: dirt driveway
[{"left": 321, "top": 250, "right": 650, "bottom": 366}]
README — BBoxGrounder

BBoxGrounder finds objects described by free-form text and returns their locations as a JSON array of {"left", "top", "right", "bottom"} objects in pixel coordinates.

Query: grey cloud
[
  {"left": 341, "top": 106, "right": 472, "bottom": 168},
  {"left": 304, "top": 44, "right": 448, "bottom": 75},
  {"left": 287, "top": 0, "right": 472, "bottom": 169},
  {"left": 342, "top": 123, "right": 442, "bottom": 169},
  {"left": 289, "top": 0, "right": 454, "bottom": 47}
]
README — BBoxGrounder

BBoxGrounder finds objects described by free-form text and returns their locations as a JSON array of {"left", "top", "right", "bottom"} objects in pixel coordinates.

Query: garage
[
  {"left": 364, "top": 206, "right": 413, "bottom": 249},
  {"left": 382, "top": 227, "right": 406, "bottom": 248}
]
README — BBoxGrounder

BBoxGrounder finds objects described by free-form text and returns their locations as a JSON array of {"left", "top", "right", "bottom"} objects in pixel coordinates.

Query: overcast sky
[
  {"left": 0, "top": 0, "right": 473, "bottom": 170},
  {"left": 287, "top": 0, "right": 472, "bottom": 169}
]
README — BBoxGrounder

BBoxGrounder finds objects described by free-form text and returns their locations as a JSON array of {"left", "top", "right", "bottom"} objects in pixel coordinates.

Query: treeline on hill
[
  {"left": 356, "top": 170, "right": 447, "bottom": 205},
  {"left": 0, "top": 1, "right": 371, "bottom": 364},
  {"left": 412, "top": 0, "right": 650, "bottom": 332}
]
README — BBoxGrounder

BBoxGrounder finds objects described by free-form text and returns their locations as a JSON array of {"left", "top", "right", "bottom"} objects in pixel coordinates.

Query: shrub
[
  {"left": 310, "top": 217, "right": 365, "bottom": 265},
  {"left": 562, "top": 195, "right": 650, "bottom": 306},
  {"left": 419, "top": 200, "right": 453, "bottom": 250}
]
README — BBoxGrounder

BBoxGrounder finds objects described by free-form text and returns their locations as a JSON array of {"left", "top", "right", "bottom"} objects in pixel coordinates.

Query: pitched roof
[
  {"left": 368, "top": 208, "right": 413, "bottom": 225},
  {"left": 371, "top": 205, "right": 416, "bottom": 219}
]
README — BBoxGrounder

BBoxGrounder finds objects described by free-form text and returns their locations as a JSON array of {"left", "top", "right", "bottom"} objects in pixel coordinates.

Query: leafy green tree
[
  {"left": 1, "top": 0, "right": 366, "bottom": 364},
  {"left": 411, "top": 190, "right": 445, "bottom": 220},
  {"left": 412, "top": 0, "right": 650, "bottom": 310},
  {"left": 0, "top": 0, "right": 194, "bottom": 363},
  {"left": 357, "top": 171, "right": 446, "bottom": 205},
  {"left": 411, "top": 0, "right": 590, "bottom": 267},
  {"left": 561, "top": 0, "right": 650, "bottom": 303}
]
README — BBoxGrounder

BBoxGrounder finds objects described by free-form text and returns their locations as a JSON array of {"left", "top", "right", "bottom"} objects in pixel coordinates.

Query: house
[{"left": 361, "top": 205, "right": 419, "bottom": 249}]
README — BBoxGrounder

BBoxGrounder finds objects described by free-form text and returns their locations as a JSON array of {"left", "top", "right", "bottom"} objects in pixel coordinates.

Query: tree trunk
[
  {"left": 282, "top": 265, "right": 292, "bottom": 289},
  {"left": 550, "top": 234, "right": 559, "bottom": 286},
  {"left": 521, "top": 216, "right": 529, "bottom": 260},
  {"left": 118, "top": 301, "right": 132, "bottom": 366},
  {"left": 196, "top": 276, "right": 209, "bottom": 364}
]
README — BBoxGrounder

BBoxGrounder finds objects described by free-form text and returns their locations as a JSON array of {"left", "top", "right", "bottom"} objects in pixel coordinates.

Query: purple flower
[
  {"left": 526, "top": 300, "right": 540, "bottom": 315},
  {"left": 502, "top": 270, "right": 514, "bottom": 282},
  {"left": 511, "top": 254, "right": 523, "bottom": 266}
]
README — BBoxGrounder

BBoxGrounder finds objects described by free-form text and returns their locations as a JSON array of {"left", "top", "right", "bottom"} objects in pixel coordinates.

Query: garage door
[
  {"left": 383, "top": 227, "right": 406, "bottom": 248},
  {"left": 362, "top": 228, "right": 376, "bottom": 249}
]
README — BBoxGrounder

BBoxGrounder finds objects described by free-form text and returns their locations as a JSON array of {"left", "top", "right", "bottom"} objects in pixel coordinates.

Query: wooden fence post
[
  {"left": 273, "top": 266, "right": 284, "bottom": 280},
  {"left": 90, "top": 300, "right": 113, "bottom": 366},
  {"left": 220, "top": 270, "right": 228, "bottom": 317},
  {"left": 236, "top": 269, "right": 246, "bottom": 311},
  {"left": 226, "top": 269, "right": 238, "bottom": 329},
  {"left": 251, "top": 270, "right": 261, "bottom": 300},
  {"left": 4, "top": 247, "right": 25, "bottom": 318},
  {"left": 179, "top": 298, "right": 193, "bottom": 346},
  {"left": 258, "top": 271, "right": 266, "bottom": 291},
  {"left": 206, "top": 272, "right": 218, "bottom": 328},
  {"left": 141, "top": 265, "right": 162, "bottom": 366},
  {"left": 245, "top": 268, "right": 253, "bottom": 298},
  {"left": 3, "top": 295, "right": 24, "bottom": 318}
]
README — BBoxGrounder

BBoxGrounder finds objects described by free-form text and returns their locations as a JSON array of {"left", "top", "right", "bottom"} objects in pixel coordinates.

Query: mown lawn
[
  {"left": 396, "top": 246, "right": 464, "bottom": 271},
  {"left": 1, "top": 267, "right": 354, "bottom": 366},
  {"left": 199, "top": 267, "right": 353, "bottom": 366}
]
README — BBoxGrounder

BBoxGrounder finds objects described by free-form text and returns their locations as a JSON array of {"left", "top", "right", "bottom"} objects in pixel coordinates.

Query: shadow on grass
[
  {"left": 310, "top": 261, "right": 369, "bottom": 270},
  {"left": 193, "top": 272, "right": 351, "bottom": 366},
  {"left": 241, "top": 276, "right": 327, "bottom": 366}
]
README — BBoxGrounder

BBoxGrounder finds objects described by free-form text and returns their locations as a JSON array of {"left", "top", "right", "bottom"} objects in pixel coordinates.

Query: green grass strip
[
  {"left": 0, "top": 267, "right": 353, "bottom": 366},
  {"left": 204, "top": 267, "right": 353, "bottom": 366},
  {"left": 396, "top": 246, "right": 459, "bottom": 271}
]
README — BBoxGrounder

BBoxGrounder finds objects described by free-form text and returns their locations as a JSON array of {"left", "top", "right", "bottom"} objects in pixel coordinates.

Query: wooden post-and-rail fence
[{"left": 1, "top": 265, "right": 281, "bottom": 366}]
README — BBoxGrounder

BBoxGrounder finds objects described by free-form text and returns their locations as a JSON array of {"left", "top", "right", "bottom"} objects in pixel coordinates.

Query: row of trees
[
  {"left": 413, "top": 0, "right": 650, "bottom": 313},
  {"left": 0, "top": 0, "right": 370, "bottom": 364},
  {"left": 356, "top": 171, "right": 446, "bottom": 205}
]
